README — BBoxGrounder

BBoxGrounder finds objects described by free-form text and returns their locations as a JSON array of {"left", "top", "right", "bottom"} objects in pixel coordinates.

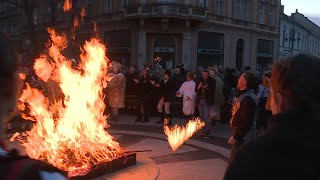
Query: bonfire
[{"left": 13, "top": 28, "right": 126, "bottom": 177}]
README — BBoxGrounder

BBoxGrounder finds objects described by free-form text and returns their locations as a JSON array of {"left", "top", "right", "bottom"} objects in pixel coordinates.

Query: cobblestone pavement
[{"left": 5, "top": 114, "right": 231, "bottom": 180}]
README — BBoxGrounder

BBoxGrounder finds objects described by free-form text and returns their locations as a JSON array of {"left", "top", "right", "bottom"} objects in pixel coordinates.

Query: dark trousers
[
  {"left": 230, "top": 140, "right": 244, "bottom": 162},
  {"left": 256, "top": 98, "right": 272, "bottom": 131},
  {"left": 136, "top": 99, "right": 151, "bottom": 119}
]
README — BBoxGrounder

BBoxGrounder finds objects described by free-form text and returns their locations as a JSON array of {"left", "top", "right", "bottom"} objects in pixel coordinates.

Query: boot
[
  {"left": 157, "top": 113, "right": 164, "bottom": 124},
  {"left": 165, "top": 114, "right": 172, "bottom": 126},
  {"left": 142, "top": 113, "right": 150, "bottom": 123},
  {"left": 135, "top": 114, "right": 142, "bottom": 122}
]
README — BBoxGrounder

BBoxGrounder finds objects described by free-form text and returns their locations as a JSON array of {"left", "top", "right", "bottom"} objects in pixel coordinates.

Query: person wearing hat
[
  {"left": 106, "top": 61, "right": 126, "bottom": 122},
  {"left": 155, "top": 69, "right": 175, "bottom": 125}
]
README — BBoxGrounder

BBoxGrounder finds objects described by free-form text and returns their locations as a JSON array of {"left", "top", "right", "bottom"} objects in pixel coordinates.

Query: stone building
[
  {"left": 280, "top": 8, "right": 320, "bottom": 58},
  {"left": 0, "top": 0, "right": 281, "bottom": 71}
]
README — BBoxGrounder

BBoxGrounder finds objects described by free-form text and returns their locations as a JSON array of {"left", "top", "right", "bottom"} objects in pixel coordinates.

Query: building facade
[
  {"left": 280, "top": 9, "right": 320, "bottom": 58},
  {"left": 0, "top": 0, "right": 281, "bottom": 71}
]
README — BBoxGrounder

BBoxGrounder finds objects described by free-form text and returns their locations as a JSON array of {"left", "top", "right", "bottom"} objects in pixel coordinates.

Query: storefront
[{"left": 197, "top": 31, "right": 224, "bottom": 68}]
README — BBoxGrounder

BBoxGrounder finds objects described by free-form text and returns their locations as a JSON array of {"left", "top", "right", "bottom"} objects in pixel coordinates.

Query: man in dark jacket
[
  {"left": 228, "top": 71, "right": 257, "bottom": 160},
  {"left": 0, "top": 33, "right": 66, "bottom": 179},
  {"left": 196, "top": 70, "right": 216, "bottom": 137},
  {"left": 224, "top": 54, "right": 320, "bottom": 180}
]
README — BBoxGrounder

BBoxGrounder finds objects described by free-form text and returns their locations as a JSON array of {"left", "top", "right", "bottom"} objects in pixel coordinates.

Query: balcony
[
  {"left": 124, "top": 2, "right": 208, "bottom": 21},
  {"left": 208, "top": 13, "right": 278, "bottom": 33}
]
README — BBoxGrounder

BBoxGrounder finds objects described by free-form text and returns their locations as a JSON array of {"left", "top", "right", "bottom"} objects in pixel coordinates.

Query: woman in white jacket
[{"left": 176, "top": 72, "right": 197, "bottom": 118}]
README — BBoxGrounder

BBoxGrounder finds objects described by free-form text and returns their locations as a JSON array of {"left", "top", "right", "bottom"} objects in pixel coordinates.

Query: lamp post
[{"left": 284, "top": 27, "right": 301, "bottom": 54}]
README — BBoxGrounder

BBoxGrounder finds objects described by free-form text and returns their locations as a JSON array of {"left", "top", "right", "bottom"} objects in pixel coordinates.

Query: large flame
[
  {"left": 15, "top": 28, "right": 125, "bottom": 176},
  {"left": 164, "top": 118, "right": 205, "bottom": 151}
]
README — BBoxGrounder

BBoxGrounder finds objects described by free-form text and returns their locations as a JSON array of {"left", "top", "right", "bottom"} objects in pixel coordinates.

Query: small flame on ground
[
  {"left": 63, "top": 0, "right": 72, "bottom": 12},
  {"left": 164, "top": 118, "right": 205, "bottom": 152}
]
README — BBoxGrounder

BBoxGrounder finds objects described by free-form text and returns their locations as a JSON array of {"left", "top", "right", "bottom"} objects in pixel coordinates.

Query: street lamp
[{"left": 284, "top": 27, "right": 301, "bottom": 54}]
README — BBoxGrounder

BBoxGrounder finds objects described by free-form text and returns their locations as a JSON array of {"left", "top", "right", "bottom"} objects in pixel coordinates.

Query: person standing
[
  {"left": 209, "top": 67, "right": 225, "bottom": 122},
  {"left": 176, "top": 72, "right": 197, "bottom": 119},
  {"left": 125, "top": 65, "right": 139, "bottom": 112},
  {"left": 156, "top": 70, "right": 175, "bottom": 125},
  {"left": 255, "top": 71, "right": 272, "bottom": 135},
  {"left": 106, "top": 61, "right": 126, "bottom": 122},
  {"left": 134, "top": 68, "right": 153, "bottom": 123},
  {"left": 228, "top": 71, "right": 257, "bottom": 161},
  {"left": 196, "top": 70, "right": 216, "bottom": 138},
  {"left": 224, "top": 53, "right": 320, "bottom": 180}
]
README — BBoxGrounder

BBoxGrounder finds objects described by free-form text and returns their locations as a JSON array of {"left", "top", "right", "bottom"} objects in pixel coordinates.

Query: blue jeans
[{"left": 197, "top": 99, "right": 211, "bottom": 133}]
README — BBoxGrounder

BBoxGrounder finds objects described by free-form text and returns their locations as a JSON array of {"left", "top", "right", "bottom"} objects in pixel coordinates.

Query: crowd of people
[
  {"left": 0, "top": 30, "right": 319, "bottom": 179},
  {"left": 107, "top": 60, "right": 274, "bottom": 138}
]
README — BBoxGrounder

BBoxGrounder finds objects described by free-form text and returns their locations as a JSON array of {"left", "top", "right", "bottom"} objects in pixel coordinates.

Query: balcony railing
[
  {"left": 124, "top": 2, "right": 208, "bottom": 20},
  {"left": 208, "top": 13, "right": 278, "bottom": 33}
]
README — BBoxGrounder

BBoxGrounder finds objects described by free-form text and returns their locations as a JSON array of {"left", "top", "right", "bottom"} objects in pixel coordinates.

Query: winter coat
[
  {"left": 106, "top": 73, "right": 126, "bottom": 108},
  {"left": 196, "top": 77, "right": 216, "bottom": 106},
  {"left": 214, "top": 76, "right": 225, "bottom": 108},
  {"left": 159, "top": 79, "right": 175, "bottom": 102},
  {"left": 177, "top": 80, "right": 197, "bottom": 115},
  {"left": 230, "top": 90, "right": 257, "bottom": 142},
  {"left": 136, "top": 76, "right": 153, "bottom": 103},
  {"left": 224, "top": 111, "right": 320, "bottom": 180}
]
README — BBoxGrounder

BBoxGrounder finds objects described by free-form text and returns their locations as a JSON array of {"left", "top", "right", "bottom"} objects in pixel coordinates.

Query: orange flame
[
  {"left": 93, "top": 21, "right": 97, "bottom": 33},
  {"left": 15, "top": 28, "right": 125, "bottom": 176},
  {"left": 164, "top": 118, "right": 205, "bottom": 151},
  {"left": 63, "top": 0, "right": 72, "bottom": 12},
  {"left": 19, "top": 73, "right": 26, "bottom": 80},
  {"left": 73, "top": 16, "right": 79, "bottom": 29},
  {"left": 80, "top": 7, "right": 86, "bottom": 22}
]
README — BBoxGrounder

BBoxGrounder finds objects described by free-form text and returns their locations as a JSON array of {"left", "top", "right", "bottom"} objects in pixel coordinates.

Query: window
[
  {"left": 216, "top": 0, "right": 223, "bottom": 15},
  {"left": 301, "top": 35, "right": 304, "bottom": 50},
  {"left": 233, "top": 0, "right": 241, "bottom": 19},
  {"left": 123, "top": 0, "right": 129, "bottom": 7},
  {"left": 258, "top": 1, "right": 265, "bottom": 24},
  {"left": 305, "top": 36, "right": 308, "bottom": 51},
  {"left": 233, "top": 0, "right": 249, "bottom": 20},
  {"left": 105, "top": 0, "right": 112, "bottom": 13},
  {"left": 33, "top": 8, "right": 38, "bottom": 25},
  {"left": 241, "top": 0, "right": 250, "bottom": 20},
  {"left": 199, "top": 0, "right": 208, "bottom": 8},
  {"left": 269, "top": 5, "right": 275, "bottom": 26}
]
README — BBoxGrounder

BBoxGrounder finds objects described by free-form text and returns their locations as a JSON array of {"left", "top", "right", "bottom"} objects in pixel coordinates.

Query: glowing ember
[
  {"left": 63, "top": 0, "right": 72, "bottom": 12},
  {"left": 164, "top": 118, "right": 205, "bottom": 151},
  {"left": 13, "top": 28, "right": 125, "bottom": 177}
]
